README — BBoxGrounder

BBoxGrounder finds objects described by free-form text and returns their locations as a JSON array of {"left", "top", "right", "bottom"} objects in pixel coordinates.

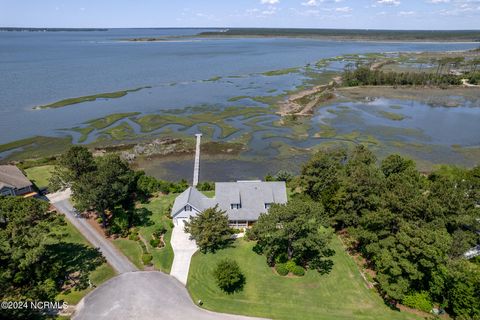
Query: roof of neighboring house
[
  {"left": 171, "top": 181, "right": 287, "bottom": 221},
  {"left": 216, "top": 181, "right": 287, "bottom": 221},
  {"left": 171, "top": 187, "right": 215, "bottom": 216},
  {"left": 0, "top": 165, "right": 33, "bottom": 190}
]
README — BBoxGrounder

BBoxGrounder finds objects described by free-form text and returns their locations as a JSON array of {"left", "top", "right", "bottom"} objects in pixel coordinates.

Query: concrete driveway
[
  {"left": 73, "top": 272, "right": 267, "bottom": 320},
  {"left": 170, "top": 218, "right": 198, "bottom": 285},
  {"left": 49, "top": 191, "right": 137, "bottom": 274}
]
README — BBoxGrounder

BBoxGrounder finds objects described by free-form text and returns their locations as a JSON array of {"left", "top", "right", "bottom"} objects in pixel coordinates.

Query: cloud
[
  {"left": 427, "top": 0, "right": 450, "bottom": 3},
  {"left": 261, "top": 0, "right": 279, "bottom": 4},
  {"left": 302, "top": 0, "right": 319, "bottom": 6},
  {"left": 398, "top": 10, "right": 415, "bottom": 15},
  {"left": 245, "top": 5, "right": 279, "bottom": 17},
  {"left": 376, "top": 0, "right": 401, "bottom": 6},
  {"left": 301, "top": 0, "right": 344, "bottom": 6},
  {"left": 335, "top": 6, "right": 352, "bottom": 12}
]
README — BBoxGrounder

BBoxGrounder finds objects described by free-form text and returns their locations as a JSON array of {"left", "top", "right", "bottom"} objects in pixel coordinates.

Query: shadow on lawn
[
  {"left": 44, "top": 242, "right": 105, "bottom": 291},
  {"left": 252, "top": 243, "right": 335, "bottom": 275}
]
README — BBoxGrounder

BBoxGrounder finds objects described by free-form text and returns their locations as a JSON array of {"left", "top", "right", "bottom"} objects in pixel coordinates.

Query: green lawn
[
  {"left": 112, "top": 194, "right": 176, "bottom": 273},
  {"left": 113, "top": 238, "right": 144, "bottom": 269},
  {"left": 24, "top": 165, "right": 54, "bottom": 189},
  {"left": 55, "top": 220, "right": 116, "bottom": 304},
  {"left": 187, "top": 237, "right": 420, "bottom": 320}
]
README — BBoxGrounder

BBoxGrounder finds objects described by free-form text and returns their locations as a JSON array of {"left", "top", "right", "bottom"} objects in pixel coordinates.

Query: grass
[
  {"left": 113, "top": 238, "right": 144, "bottom": 269},
  {"left": 205, "top": 76, "right": 222, "bottom": 82},
  {"left": 262, "top": 67, "right": 301, "bottom": 77},
  {"left": 24, "top": 165, "right": 54, "bottom": 189},
  {"left": 314, "top": 125, "right": 337, "bottom": 139},
  {"left": 377, "top": 111, "right": 407, "bottom": 121},
  {"left": 101, "top": 122, "right": 136, "bottom": 140},
  {"left": 72, "top": 127, "right": 94, "bottom": 143},
  {"left": 86, "top": 112, "right": 140, "bottom": 130},
  {"left": 55, "top": 220, "right": 116, "bottom": 304},
  {"left": 139, "top": 194, "right": 176, "bottom": 273},
  {"left": 228, "top": 96, "right": 250, "bottom": 102},
  {"left": 112, "top": 194, "right": 177, "bottom": 273},
  {"left": 133, "top": 107, "right": 268, "bottom": 139},
  {"left": 35, "top": 87, "right": 149, "bottom": 109},
  {"left": 187, "top": 237, "right": 420, "bottom": 320},
  {"left": 0, "top": 136, "right": 72, "bottom": 161}
]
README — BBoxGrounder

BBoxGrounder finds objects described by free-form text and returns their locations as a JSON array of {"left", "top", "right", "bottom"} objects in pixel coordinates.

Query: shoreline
[{"left": 121, "top": 34, "right": 480, "bottom": 44}]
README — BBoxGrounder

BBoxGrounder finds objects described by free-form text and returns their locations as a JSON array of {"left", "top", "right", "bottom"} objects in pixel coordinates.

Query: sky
[{"left": 1, "top": 0, "right": 479, "bottom": 30}]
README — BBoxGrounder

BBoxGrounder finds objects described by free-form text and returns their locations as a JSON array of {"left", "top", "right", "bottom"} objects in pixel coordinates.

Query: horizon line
[{"left": 2, "top": 26, "right": 480, "bottom": 32}]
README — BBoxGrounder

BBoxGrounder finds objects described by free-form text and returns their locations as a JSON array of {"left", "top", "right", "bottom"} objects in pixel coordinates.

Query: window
[
  {"left": 265, "top": 203, "right": 272, "bottom": 209},
  {"left": 184, "top": 205, "right": 192, "bottom": 211},
  {"left": 230, "top": 203, "right": 242, "bottom": 209}
]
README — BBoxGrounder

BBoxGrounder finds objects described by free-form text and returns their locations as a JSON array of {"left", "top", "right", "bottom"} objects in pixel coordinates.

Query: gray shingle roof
[
  {"left": 171, "top": 187, "right": 215, "bottom": 216},
  {"left": 171, "top": 181, "right": 287, "bottom": 221},
  {"left": 216, "top": 181, "right": 287, "bottom": 221},
  {"left": 0, "top": 165, "right": 32, "bottom": 190}
]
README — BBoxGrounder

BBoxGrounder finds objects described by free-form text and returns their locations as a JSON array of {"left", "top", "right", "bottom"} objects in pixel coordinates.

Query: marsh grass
[{"left": 35, "top": 87, "right": 149, "bottom": 109}]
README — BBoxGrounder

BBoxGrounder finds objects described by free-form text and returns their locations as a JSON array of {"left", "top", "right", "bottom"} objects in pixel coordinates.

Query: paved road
[
  {"left": 52, "top": 199, "right": 138, "bottom": 274},
  {"left": 74, "top": 272, "right": 267, "bottom": 320},
  {"left": 170, "top": 219, "right": 198, "bottom": 285}
]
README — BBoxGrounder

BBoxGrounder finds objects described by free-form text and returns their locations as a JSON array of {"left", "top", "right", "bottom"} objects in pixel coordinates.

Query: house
[
  {"left": 0, "top": 165, "right": 35, "bottom": 197},
  {"left": 171, "top": 180, "right": 288, "bottom": 227}
]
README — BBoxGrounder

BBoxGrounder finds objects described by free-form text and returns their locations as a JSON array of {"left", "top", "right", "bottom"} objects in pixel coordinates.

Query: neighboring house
[
  {"left": 171, "top": 180, "right": 288, "bottom": 227},
  {"left": 0, "top": 165, "right": 35, "bottom": 197}
]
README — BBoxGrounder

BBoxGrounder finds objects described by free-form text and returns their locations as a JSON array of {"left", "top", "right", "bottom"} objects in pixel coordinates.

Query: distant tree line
[
  {"left": 342, "top": 66, "right": 463, "bottom": 87},
  {"left": 299, "top": 145, "right": 480, "bottom": 318}
]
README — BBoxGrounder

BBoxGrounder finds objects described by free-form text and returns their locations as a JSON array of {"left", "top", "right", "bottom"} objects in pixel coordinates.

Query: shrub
[
  {"left": 197, "top": 181, "right": 215, "bottom": 191},
  {"left": 213, "top": 259, "right": 245, "bottom": 293},
  {"left": 153, "top": 225, "right": 167, "bottom": 238},
  {"left": 275, "top": 253, "right": 288, "bottom": 264},
  {"left": 142, "top": 253, "right": 153, "bottom": 265},
  {"left": 245, "top": 228, "right": 257, "bottom": 241},
  {"left": 402, "top": 291, "right": 433, "bottom": 313},
  {"left": 150, "top": 238, "right": 160, "bottom": 248},
  {"left": 128, "top": 234, "right": 139, "bottom": 241},
  {"left": 275, "top": 263, "right": 289, "bottom": 276},
  {"left": 285, "top": 260, "right": 297, "bottom": 273},
  {"left": 292, "top": 265, "right": 305, "bottom": 276}
]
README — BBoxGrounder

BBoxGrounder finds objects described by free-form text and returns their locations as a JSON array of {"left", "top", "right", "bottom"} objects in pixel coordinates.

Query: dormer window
[
  {"left": 231, "top": 203, "right": 242, "bottom": 209},
  {"left": 184, "top": 205, "right": 192, "bottom": 211}
]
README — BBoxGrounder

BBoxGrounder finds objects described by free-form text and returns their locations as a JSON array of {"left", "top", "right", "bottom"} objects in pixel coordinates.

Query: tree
[
  {"left": 71, "top": 153, "right": 136, "bottom": 228},
  {"left": 274, "top": 170, "right": 294, "bottom": 183},
  {"left": 446, "top": 260, "right": 480, "bottom": 319},
  {"left": 332, "top": 145, "right": 384, "bottom": 228},
  {"left": 250, "top": 199, "right": 333, "bottom": 272},
  {"left": 213, "top": 259, "right": 246, "bottom": 293},
  {"left": 0, "top": 196, "right": 104, "bottom": 319},
  {"left": 371, "top": 223, "right": 452, "bottom": 301},
  {"left": 300, "top": 145, "right": 480, "bottom": 315},
  {"left": 301, "top": 148, "right": 346, "bottom": 205},
  {"left": 0, "top": 197, "right": 59, "bottom": 301},
  {"left": 184, "top": 205, "right": 233, "bottom": 253},
  {"left": 49, "top": 145, "right": 96, "bottom": 191},
  {"left": 381, "top": 154, "right": 415, "bottom": 178}
]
